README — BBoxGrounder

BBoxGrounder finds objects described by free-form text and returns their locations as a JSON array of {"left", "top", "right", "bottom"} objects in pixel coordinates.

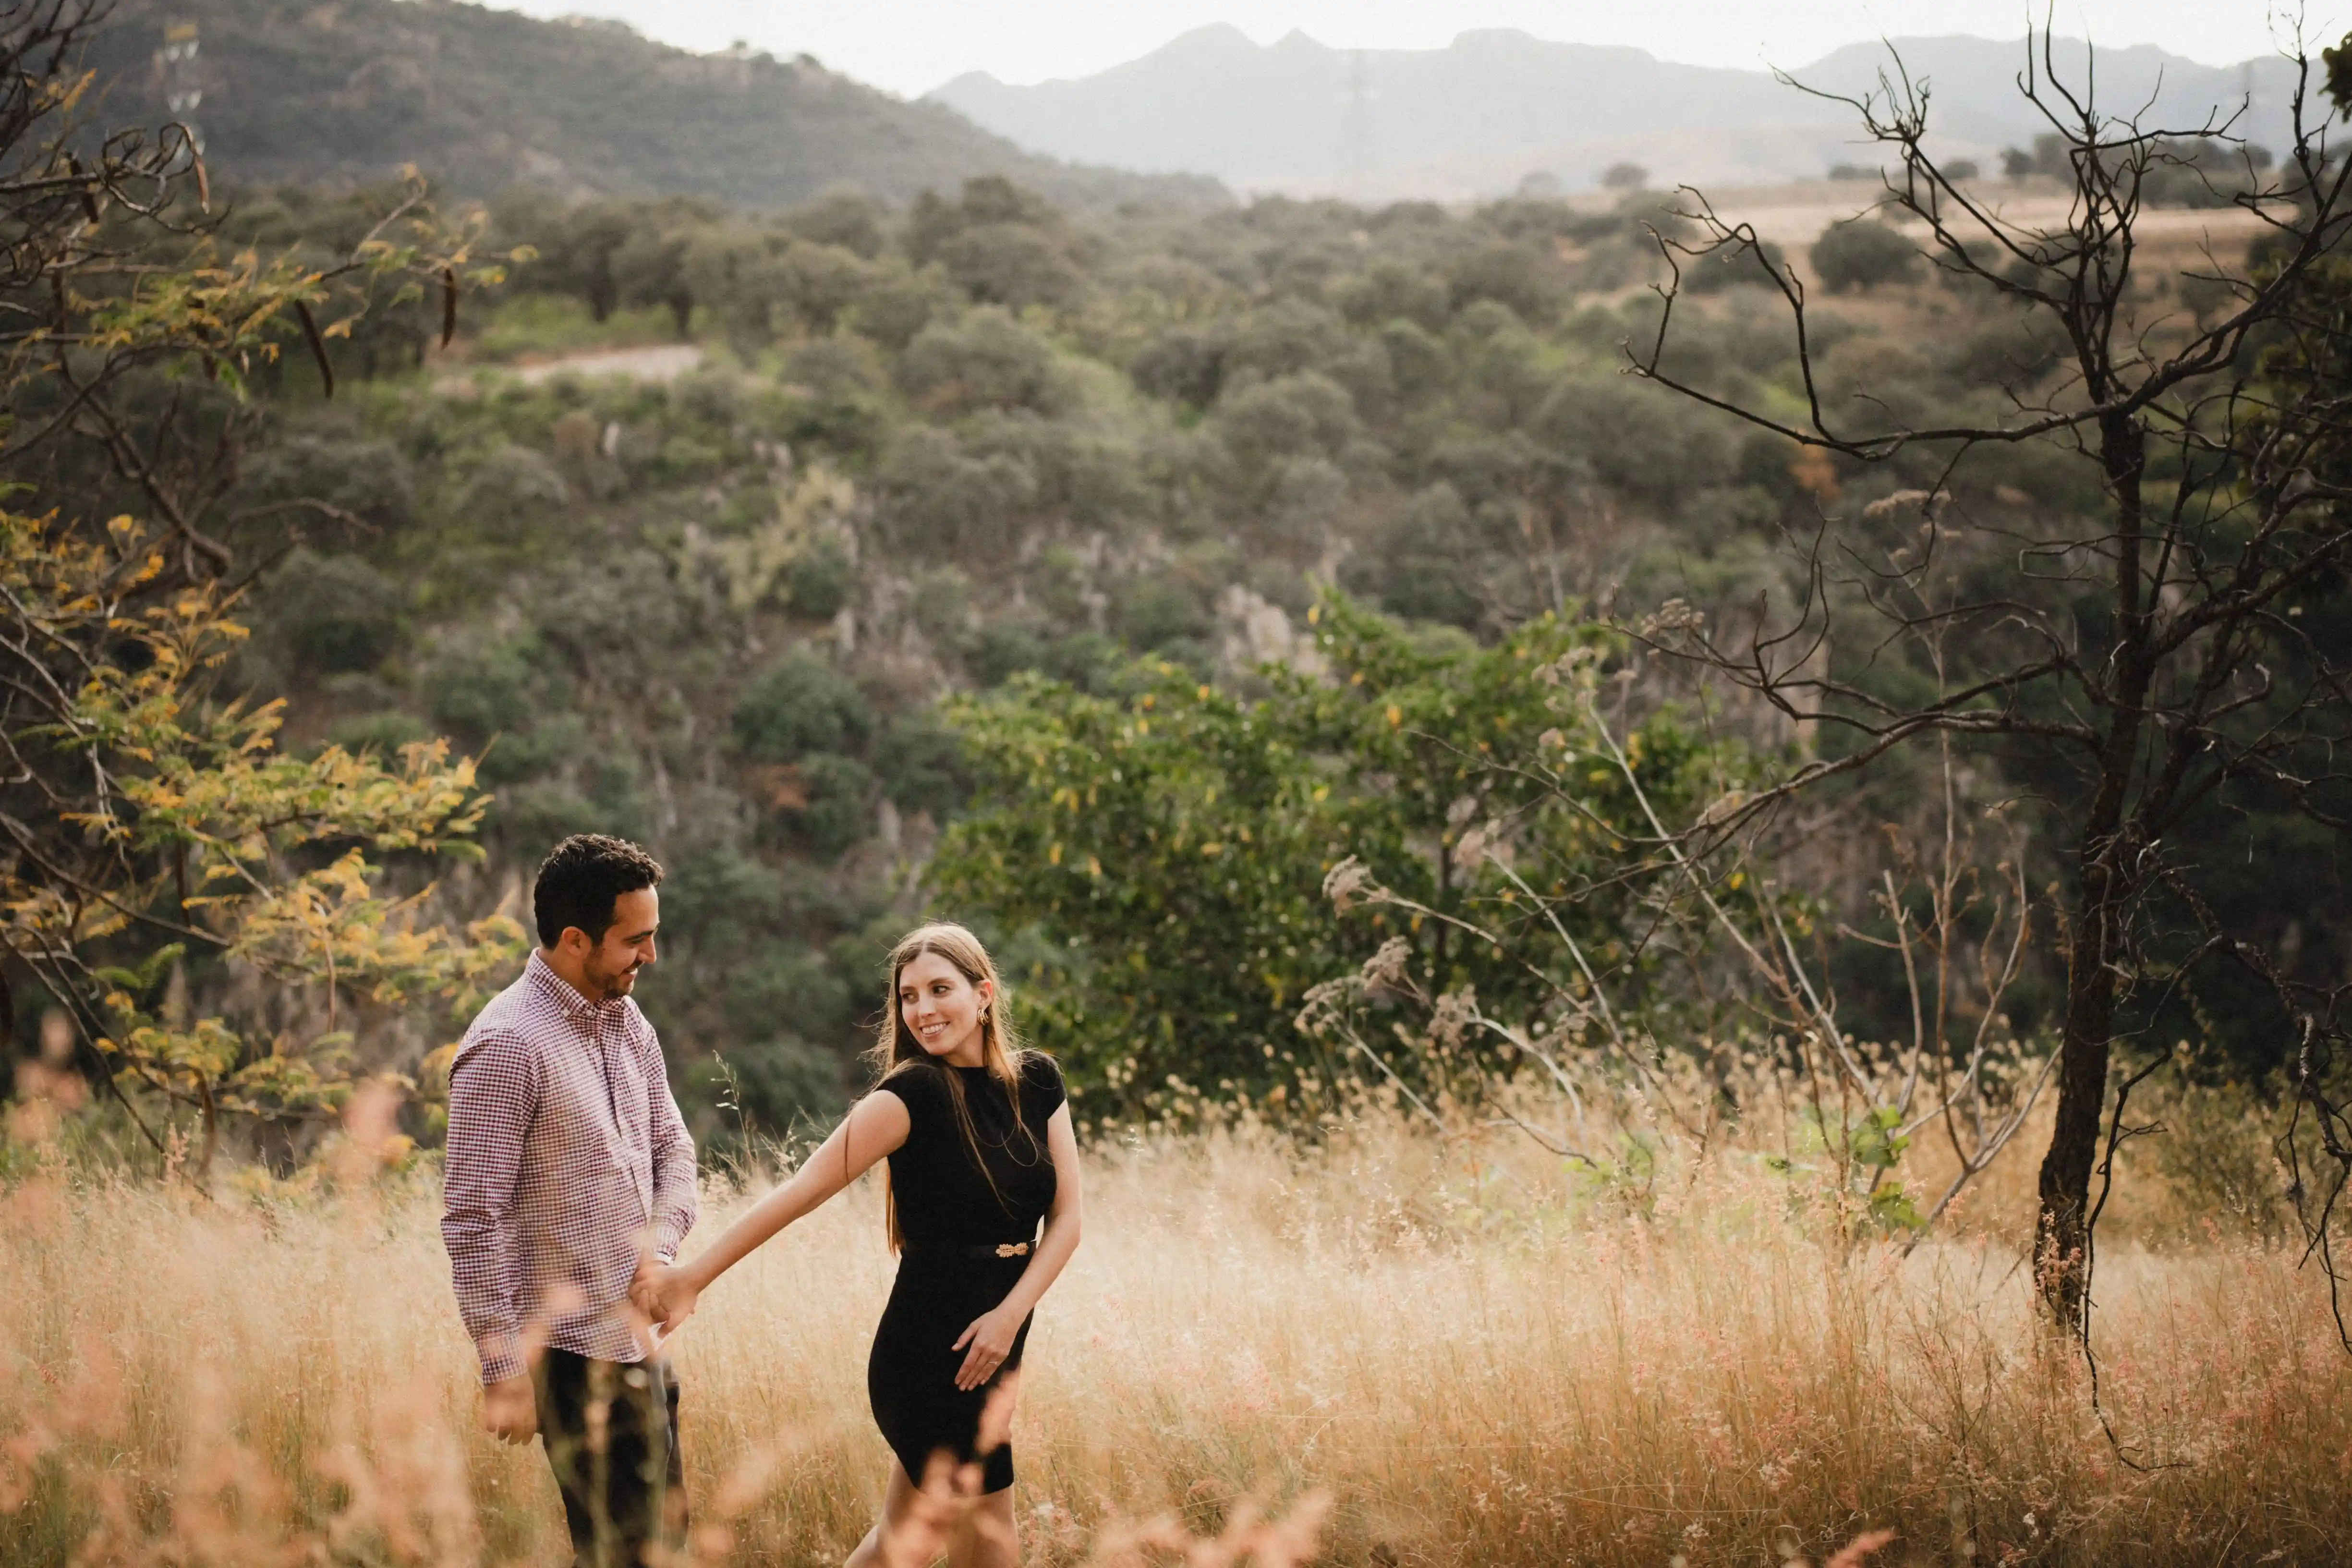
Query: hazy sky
[{"left": 489, "top": 1, "right": 2336, "bottom": 97}]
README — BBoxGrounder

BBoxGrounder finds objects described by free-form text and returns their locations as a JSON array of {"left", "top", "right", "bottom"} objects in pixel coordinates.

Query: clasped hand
[{"left": 628, "top": 1257, "right": 701, "bottom": 1337}]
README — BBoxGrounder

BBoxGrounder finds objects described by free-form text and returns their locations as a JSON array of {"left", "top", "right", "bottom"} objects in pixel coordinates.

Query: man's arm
[
  {"left": 643, "top": 1022, "right": 698, "bottom": 1264},
  {"left": 441, "top": 1030, "right": 538, "bottom": 1386}
]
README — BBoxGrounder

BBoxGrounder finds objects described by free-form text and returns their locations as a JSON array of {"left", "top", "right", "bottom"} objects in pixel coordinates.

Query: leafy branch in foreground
[
  {"left": 0, "top": 3, "right": 525, "bottom": 1177},
  {"left": 0, "top": 507, "right": 523, "bottom": 1175}
]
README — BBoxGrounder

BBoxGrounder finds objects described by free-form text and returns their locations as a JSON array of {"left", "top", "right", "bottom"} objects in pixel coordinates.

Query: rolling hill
[{"left": 79, "top": 0, "right": 1230, "bottom": 210}]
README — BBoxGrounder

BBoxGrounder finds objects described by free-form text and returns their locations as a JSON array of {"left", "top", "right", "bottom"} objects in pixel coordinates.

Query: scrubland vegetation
[{"left": 175, "top": 162, "right": 2291, "bottom": 1139}]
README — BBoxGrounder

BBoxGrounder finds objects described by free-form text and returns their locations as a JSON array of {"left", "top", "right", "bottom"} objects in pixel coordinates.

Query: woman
[{"left": 645, "top": 923, "right": 1082, "bottom": 1568}]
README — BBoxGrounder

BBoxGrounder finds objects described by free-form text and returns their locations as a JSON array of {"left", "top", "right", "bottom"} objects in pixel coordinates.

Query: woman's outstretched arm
[
  {"left": 645, "top": 1087, "right": 912, "bottom": 1327},
  {"left": 951, "top": 1102, "right": 1083, "bottom": 1390}
]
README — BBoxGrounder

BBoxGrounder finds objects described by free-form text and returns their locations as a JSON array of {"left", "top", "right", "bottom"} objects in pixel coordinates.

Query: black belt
[{"left": 908, "top": 1239, "right": 1036, "bottom": 1260}]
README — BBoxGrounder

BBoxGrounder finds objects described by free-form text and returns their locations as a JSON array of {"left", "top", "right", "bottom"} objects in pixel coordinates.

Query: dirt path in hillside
[{"left": 436, "top": 343, "right": 704, "bottom": 393}]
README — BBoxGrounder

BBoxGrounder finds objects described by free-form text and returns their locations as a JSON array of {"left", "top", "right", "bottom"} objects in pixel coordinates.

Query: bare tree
[{"left": 1622, "top": 25, "right": 2352, "bottom": 1325}]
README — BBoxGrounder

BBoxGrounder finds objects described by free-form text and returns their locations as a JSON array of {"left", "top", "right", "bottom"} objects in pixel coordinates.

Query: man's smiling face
[{"left": 578, "top": 887, "right": 660, "bottom": 1001}]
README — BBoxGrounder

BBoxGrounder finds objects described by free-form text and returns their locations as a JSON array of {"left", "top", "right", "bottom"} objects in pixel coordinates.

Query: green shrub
[
  {"left": 480, "top": 713, "right": 592, "bottom": 786},
  {"left": 425, "top": 634, "right": 571, "bottom": 745},
  {"left": 1114, "top": 577, "right": 1211, "bottom": 652},
  {"left": 1211, "top": 372, "right": 1359, "bottom": 480},
  {"left": 726, "top": 1036, "right": 851, "bottom": 1130},
  {"left": 934, "top": 595, "right": 1734, "bottom": 1114},
  {"left": 492, "top": 779, "right": 607, "bottom": 851},
  {"left": 1534, "top": 373, "right": 1736, "bottom": 506},
  {"left": 655, "top": 433, "right": 727, "bottom": 480},
  {"left": 719, "top": 948, "right": 854, "bottom": 1043},
  {"left": 784, "top": 752, "right": 874, "bottom": 857},
  {"left": 873, "top": 425, "right": 1038, "bottom": 554},
  {"left": 896, "top": 306, "right": 1069, "bottom": 416},
  {"left": 969, "top": 620, "right": 1124, "bottom": 693},
  {"left": 1448, "top": 242, "right": 1566, "bottom": 326},
  {"left": 262, "top": 549, "right": 402, "bottom": 673},
  {"left": 451, "top": 442, "right": 569, "bottom": 533},
  {"left": 785, "top": 186, "right": 888, "bottom": 259},
  {"left": 1811, "top": 219, "right": 1921, "bottom": 291},
  {"left": 784, "top": 540, "right": 856, "bottom": 620},
  {"left": 1221, "top": 298, "right": 1352, "bottom": 382},
  {"left": 732, "top": 645, "right": 870, "bottom": 760},
  {"left": 781, "top": 335, "right": 883, "bottom": 397},
  {"left": 1681, "top": 235, "right": 1789, "bottom": 293},
  {"left": 972, "top": 620, "right": 1048, "bottom": 687},
  {"left": 873, "top": 709, "right": 968, "bottom": 820},
  {"left": 910, "top": 566, "right": 978, "bottom": 659},
  {"left": 936, "top": 221, "right": 1083, "bottom": 311},
  {"left": 239, "top": 436, "right": 416, "bottom": 533},
  {"left": 1342, "top": 482, "right": 1487, "bottom": 629},
  {"left": 1129, "top": 326, "right": 1226, "bottom": 406}
]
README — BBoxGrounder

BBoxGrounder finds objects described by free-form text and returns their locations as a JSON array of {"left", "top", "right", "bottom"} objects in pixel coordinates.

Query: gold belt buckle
[{"left": 994, "top": 1241, "right": 1030, "bottom": 1257}]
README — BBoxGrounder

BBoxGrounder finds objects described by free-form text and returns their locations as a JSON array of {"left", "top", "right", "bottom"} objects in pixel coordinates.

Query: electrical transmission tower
[
  {"left": 156, "top": 17, "right": 203, "bottom": 151},
  {"left": 1343, "top": 48, "right": 1372, "bottom": 196}
]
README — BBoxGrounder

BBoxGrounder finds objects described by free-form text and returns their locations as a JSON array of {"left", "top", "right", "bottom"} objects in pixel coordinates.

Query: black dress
[{"left": 867, "top": 1053, "right": 1064, "bottom": 1494}]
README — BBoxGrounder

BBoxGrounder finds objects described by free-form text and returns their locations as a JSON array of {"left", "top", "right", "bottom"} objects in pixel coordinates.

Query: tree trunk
[
  {"left": 2034, "top": 407, "right": 2149, "bottom": 1327},
  {"left": 2034, "top": 888, "right": 2119, "bottom": 1325}
]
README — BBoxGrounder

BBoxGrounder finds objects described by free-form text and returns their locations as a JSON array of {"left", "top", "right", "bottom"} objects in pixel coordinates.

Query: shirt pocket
[{"left": 606, "top": 1037, "right": 654, "bottom": 1141}]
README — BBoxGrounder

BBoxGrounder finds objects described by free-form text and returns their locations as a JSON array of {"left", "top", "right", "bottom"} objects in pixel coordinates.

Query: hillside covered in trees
[
  {"left": 90, "top": 138, "right": 2296, "bottom": 1156},
  {"left": 81, "top": 0, "right": 1227, "bottom": 210}
]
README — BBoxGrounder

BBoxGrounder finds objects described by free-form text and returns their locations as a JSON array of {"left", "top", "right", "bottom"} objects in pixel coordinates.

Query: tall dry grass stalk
[{"left": 0, "top": 1088, "right": 2346, "bottom": 1567}]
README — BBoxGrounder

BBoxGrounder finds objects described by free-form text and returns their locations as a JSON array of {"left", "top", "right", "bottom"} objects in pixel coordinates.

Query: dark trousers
[{"left": 532, "top": 1349, "right": 686, "bottom": 1568}]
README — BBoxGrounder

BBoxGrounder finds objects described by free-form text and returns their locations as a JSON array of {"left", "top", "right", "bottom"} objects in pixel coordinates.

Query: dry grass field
[{"left": 2, "top": 1079, "right": 2349, "bottom": 1568}]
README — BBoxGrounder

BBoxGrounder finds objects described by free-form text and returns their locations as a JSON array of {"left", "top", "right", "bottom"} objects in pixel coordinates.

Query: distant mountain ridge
[
  {"left": 930, "top": 25, "right": 2302, "bottom": 201},
  {"left": 79, "top": 0, "right": 1230, "bottom": 210}
]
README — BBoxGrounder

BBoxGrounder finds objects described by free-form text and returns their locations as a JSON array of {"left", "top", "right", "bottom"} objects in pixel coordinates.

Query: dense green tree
[
  {"left": 732, "top": 645, "right": 872, "bottom": 761},
  {"left": 1809, "top": 218, "right": 1921, "bottom": 291},
  {"left": 896, "top": 307, "right": 1071, "bottom": 415},
  {"left": 259, "top": 549, "right": 403, "bottom": 674},
  {"left": 934, "top": 597, "right": 1732, "bottom": 1118}
]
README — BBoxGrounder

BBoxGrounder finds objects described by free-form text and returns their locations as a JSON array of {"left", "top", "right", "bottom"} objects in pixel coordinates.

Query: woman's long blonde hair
[{"left": 864, "top": 922, "right": 1041, "bottom": 1250}]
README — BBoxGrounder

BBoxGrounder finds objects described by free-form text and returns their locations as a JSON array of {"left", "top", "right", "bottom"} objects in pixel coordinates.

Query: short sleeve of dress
[
  {"left": 1018, "top": 1052, "right": 1066, "bottom": 1126},
  {"left": 873, "top": 1069, "right": 935, "bottom": 1130}
]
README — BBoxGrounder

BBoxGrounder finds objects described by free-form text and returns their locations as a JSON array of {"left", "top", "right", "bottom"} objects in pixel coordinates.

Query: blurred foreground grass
[{"left": 0, "top": 1097, "right": 2346, "bottom": 1567}]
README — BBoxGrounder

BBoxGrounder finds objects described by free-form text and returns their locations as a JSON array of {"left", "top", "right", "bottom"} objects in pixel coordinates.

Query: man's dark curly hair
[{"left": 533, "top": 834, "right": 664, "bottom": 948}]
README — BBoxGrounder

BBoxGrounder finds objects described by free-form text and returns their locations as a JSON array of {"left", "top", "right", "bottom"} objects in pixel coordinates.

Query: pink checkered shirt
[{"left": 441, "top": 950, "right": 698, "bottom": 1384}]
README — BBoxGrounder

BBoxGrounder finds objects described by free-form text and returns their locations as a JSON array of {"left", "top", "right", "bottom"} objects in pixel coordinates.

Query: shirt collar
[{"left": 526, "top": 948, "right": 619, "bottom": 1023}]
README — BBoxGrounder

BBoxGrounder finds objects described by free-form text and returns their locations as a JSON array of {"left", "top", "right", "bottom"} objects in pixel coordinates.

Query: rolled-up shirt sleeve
[
  {"left": 442, "top": 1030, "right": 539, "bottom": 1385},
  {"left": 645, "top": 1028, "right": 698, "bottom": 1263}
]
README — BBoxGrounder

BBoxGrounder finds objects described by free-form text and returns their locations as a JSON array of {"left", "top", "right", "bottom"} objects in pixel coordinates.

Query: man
[{"left": 442, "top": 834, "right": 698, "bottom": 1568}]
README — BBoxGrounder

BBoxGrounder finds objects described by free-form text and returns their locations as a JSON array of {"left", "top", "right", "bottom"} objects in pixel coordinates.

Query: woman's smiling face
[{"left": 897, "top": 950, "right": 992, "bottom": 1066}]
